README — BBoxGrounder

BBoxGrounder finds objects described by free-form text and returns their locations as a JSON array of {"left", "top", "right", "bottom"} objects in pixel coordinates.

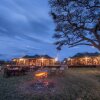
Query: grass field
[{"left": 0, "top": 68, "right": 100, "bottom": 100}]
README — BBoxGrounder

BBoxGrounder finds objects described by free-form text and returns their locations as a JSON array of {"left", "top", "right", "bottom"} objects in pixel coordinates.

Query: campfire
[
  {"left": 31, "top": 70, "right": 55, "bottom": 92},
  {"left": 35, "top": 71, "right": 48, "bottom": 79},
  {"left": 18, "top": 69, "right": 56, "bottom": 95}
]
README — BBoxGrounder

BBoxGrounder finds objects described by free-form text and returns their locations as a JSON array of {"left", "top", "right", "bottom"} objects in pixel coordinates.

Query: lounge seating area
[
  {"left": 3, "top": 66, "right": 29, "bottom": 78},
  {"left": 3, "top": 65, "right": 66, "bottom": 78}
]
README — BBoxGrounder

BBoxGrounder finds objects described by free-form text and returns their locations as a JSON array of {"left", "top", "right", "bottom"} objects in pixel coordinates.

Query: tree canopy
[{"left": 49, "top": 0, "right": 100, "bottom": 51}]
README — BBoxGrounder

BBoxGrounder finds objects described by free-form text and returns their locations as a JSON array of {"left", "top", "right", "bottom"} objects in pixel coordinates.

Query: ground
[{"left": 0, "top": 68, "right": 100, "bottom": 100}]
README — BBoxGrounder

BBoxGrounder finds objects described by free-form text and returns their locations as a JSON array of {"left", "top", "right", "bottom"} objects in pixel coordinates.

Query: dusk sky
[{"left": 0, "top": 0, "right": 99, "bottom": 60}]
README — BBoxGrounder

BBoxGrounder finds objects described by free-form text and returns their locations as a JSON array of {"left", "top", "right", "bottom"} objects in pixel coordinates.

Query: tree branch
[{"left": 68, "top": 43, "right": 92, "bottom": 48}]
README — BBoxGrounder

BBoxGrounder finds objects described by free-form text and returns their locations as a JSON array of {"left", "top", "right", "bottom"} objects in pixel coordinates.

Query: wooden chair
[
  {"left": 57, "top": 67, "right": 65, "bottom": 76},
  {"left": 50, "top": 68, "right": 57, "bottom": 76}
]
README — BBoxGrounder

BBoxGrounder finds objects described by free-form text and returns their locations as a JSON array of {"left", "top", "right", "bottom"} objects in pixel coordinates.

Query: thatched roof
[
  {"left": 22, "top": 55, "right": 54, "bottom": 59},
  {"left": 71, "top": 52, "right": 100, "bottom": 58}
]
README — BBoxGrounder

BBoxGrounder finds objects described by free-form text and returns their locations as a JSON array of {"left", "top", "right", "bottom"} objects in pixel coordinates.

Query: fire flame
[{"left": 35, "top": 72, "right": 48, "bottom": 78}]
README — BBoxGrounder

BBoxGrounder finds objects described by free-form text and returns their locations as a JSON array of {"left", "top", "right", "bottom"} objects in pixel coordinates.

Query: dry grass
[
  {"left": 0, "top": 68, "right": 100, "bottom": 100},
  {"left": 57, "top": 68, "right": 100, "bottom": 100}
]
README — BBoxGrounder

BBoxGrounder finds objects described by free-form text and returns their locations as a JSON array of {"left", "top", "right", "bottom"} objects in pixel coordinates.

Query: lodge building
[
  {"left": 64, "top": 53, "right": 100, "bottom": 67},
  {"left": 12, "top": 55, "right": 56, "bottom": 67}
]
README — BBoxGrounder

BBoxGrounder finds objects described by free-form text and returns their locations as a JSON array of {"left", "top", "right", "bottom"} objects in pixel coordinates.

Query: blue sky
[{"left": 0, "top": 0, "right": 99, "bottom": 60}]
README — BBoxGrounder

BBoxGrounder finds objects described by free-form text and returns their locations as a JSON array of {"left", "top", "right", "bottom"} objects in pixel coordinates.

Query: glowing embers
[{"left": 35, "top": 71, "right": 48, "bottom": 79}]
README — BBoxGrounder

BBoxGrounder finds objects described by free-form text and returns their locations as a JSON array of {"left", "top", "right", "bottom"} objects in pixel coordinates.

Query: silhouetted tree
[{"left": 49, "top": 0, "right": 100, "bottom": 51}]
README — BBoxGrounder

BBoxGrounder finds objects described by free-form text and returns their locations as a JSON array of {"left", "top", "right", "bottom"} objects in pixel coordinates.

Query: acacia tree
[{"left": 49, "top": 0, "right": 100, "bottom": 51}]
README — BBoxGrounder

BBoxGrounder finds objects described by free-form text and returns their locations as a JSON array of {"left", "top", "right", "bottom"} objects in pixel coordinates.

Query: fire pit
[
  {"left": 18, "top": 69, "right": 56, "bottom": 95},
  {"left": 35, "top": 70, "right": 48, "bottom": 79},
  {"left": 31, "top": 70, "right": 55, "bottom": 92}
]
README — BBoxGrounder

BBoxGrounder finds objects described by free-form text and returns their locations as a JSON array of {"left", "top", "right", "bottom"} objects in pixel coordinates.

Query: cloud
[
  {"left": 0, "top": 0, "right": 98, "bottom": 60},
  {"left": 0, "top": 0, "right": 52, "bottom": 34}
]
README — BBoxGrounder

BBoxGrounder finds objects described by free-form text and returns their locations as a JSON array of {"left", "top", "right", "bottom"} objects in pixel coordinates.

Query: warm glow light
[
  {"left": 13, "top": 59, "right": 16, "bottom": 61},
  {"left": 68, "top": 58, "right": 71, "bottom": 61},
  {"left": 63, "top": 60, "right": 66, "bottom": 63},
  {"left": 85, "top": 57, "right": 88, "bottom": 60},
  {"left": 55, "top": 57, "right": 58, "bottom": 62},
  {"left": 41, "top": 57, "right": 44, "bottom": 62},
  {"left": 35, "top": 72, "right": 48, "bottom": 78},
  {"left": 19, "top": 58, "right": 24, "bottom": 61},
  {"left": 7, "top": 65, "right": 10, "bottom": 67}
]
